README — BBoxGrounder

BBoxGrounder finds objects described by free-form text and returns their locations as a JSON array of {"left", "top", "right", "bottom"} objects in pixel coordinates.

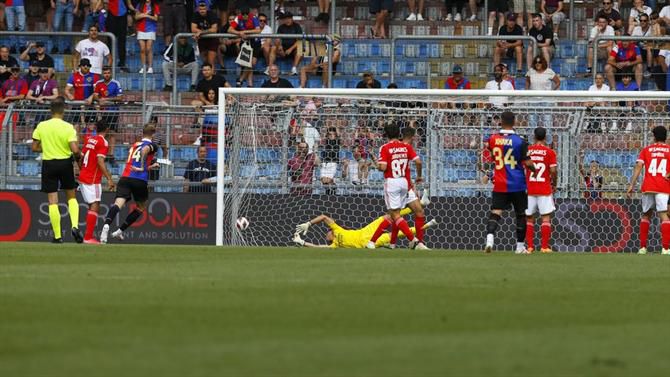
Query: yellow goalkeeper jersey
[{"left": 328, "top": 208, "right": 414, "bottom": 248}]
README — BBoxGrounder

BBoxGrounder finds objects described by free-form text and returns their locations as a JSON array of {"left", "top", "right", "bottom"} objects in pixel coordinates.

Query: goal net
[{"left": 217, "top": 88, "right": 670, "bottom": 252}]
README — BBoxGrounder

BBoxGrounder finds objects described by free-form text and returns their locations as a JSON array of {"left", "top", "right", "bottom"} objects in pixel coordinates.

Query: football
[{"left": 236, "top": 217, "right": 250, "bottom": 230}]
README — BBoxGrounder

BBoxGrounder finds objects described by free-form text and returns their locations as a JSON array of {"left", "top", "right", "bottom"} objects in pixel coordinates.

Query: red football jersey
[
  {"left": 79, "top": 135, "right": 109, "bottom": 184},
  {"left": 526, "top": 144, "right": 557, "bottom": 196},
  {"left": 638, "top": 143, "right": 670, "bottom": 193},
  {"left": 378, "top": 140, "right": 418, "bottom": 179}
]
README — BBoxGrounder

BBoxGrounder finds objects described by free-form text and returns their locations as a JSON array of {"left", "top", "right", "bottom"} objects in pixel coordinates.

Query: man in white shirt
[
  {"left": 74, "top": 25, "right": 112, "bottom": 74},
  {"left": 257, "top": 13, "right": 273, "bottom": 75},
  {"left": 586, "top": 73, "right": 610, "bottom": 131},
  {"left": 587, "top": 15, "right": 615, "bottom": 74},
  {"left": 627, "top": 0, "right": 652, "bottom": 34},
  {"left": 659, "top": 4, "right": 670, "bottom": 26},
  {"left": 485, "top": 63, "right": 515, "bottom": 108},
  {"left": 632, "top": 13, "right": 653, "bottom": 75}
]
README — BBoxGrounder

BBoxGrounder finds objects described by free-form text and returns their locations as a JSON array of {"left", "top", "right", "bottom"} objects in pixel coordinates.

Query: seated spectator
[
  {"left": 217, "top": 14, "right": 241, "bottom": 68},
  {"left": 487, "top": 0, "right": 509, "bottom": 36},
  {"left": 632, "top": 13, "right": 653, "bottom": 76},
  {"left": 484, "top": 63, "right": 514, "bottom": 108},
  {"left": 316, "top": 0, "right": 331, "bottom": 23},
  {"left": 587, "top": 15, "right": 614, "bottom": 74},
  {"left": 526, "top": 55, "right": 560, "bottom": 90},
  {"left": 26, "top": 68, "right": 59, "bottom": 104},
  {"left": 320, "top": 128, "right": 345, "bottom": 195},
  {"left": 494, "top": 14, "right": 524, "bottom": 75},
  {"left": 192, "top": 63, "right": 229, "bottom": 107},
  {"left": 261, "top": 64, "right": 294, "bottom": 88},
  {"left": 191, "top": 0, "right": 219, "bottom": 68},
  {"left": 582, "top": 160, "right": 603, "bottom": 199},
  {"left": 0, "top": 45, "right": 19, "bottom": 86},
  {"left": 0, "top": 65, "right": 28, "bottom": 104},
  {"left": 445, "top": 64, "right": 471, "bottom": 89},
  {"left": 183, "top": 146, "right": 217, "bottom": 193},
  {"left": 356, "top": 72, "right": 382, "bottom": 88},
  {"left": 616, "top": 71, "right": 640, "bottom": 91},
  {"left": 135, "top": 0, "right": 160, "bottom": 74},
  {"left": 258, "top": 13, "right": 272, "bottom": 71},
  {"left": 299, "top": 34, "right": 341, "bottom": 88},
  {"left": 501, "top": 63, "right": 517, "bottom": 88},
  {"left": 270, "top": 12, "right": 302, "bottom": 76},
  {"left": 628, "top": 0, "right": 652, "bottom": 35},
  {"left": 65, "top": 59, "right": 100, "bottom": 102},
  {"left": 589, "top": 73, "right": 611, "bottom": 92},
  {"left": 540, "top": 0, "right": 565, "bottom": 41},
  {"left": 352, "top": 126, "right": 374, "bottom": 185},
  {"left": 91, "top": 66, "right": 124, "bottom": 155},
  {"left": 586, "top": 74, "right": 610, "bottom": 132},
  {"left": 605, "top": 38, "right": 643, "bottom": 90},
  {"left": 288, "top": 141, "right": 319, "bottom": 195},
  {"left": 162, "top": 36, "right": 199, "bottom": 92},
  {"left": 228, "top": 8, "right": 260, "bottom": 87},
  {"left": 19, "top": 41, "right": 54, "bottom": 76},
  {"left": 370, "top": 0, "right": 392, "bottom": 39},
  {"left": 661, "top": 4, "right": 670, "bottom": 27},
  {"left": 74, "top": 25, "right": 112, "bottom": 75},
  {"left": 596, "top": 0, "right": 623, "bottom": 31},
  {"left": 23, "top": 63, "right": 40, "bottom": 88},
  {"left": 406, "top": 0, "right": 425, "bottom": 21},
  {"left": 528, "top": 13, "right": 555, "bottom": 69}
]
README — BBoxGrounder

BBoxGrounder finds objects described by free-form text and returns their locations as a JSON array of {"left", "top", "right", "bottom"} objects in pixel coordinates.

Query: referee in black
[{"left": 31, "top": 97, "right": 84, "bottom": 243}]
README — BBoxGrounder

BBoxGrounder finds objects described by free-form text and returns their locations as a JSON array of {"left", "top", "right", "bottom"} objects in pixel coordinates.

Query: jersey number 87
[
  {"left": 391, "top": 159, "right": 408, "bottom": 178},
  {"left": 492, "top": 147, "right": 517, "bottom": 170}
]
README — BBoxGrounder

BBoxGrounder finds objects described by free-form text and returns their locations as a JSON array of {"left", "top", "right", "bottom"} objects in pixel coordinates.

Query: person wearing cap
[
  {"left": 227, "top": 7, "right": 260, "bottom": 87},
  {"left": 445, "top": 65, "right": 472, "bottom": 89},
  {"left": 51, "top": 0, "right": 79, "bottom": 55},
  {"left": 26, "top": 67, "right": 59, "bottom": 124},
  {"left": 19, "top": 41, "right": 55, "bottom": 76},
  {"left": 0, "top": 45, "right": 19, "bottom": 86},
  {"left": 192, "top": 0, "right": 220, "bottom": 68},
  {"left": 299, "top": 34, "right": 341, "bottom": 88},
  {"left": 65, "top": 58, "right": 101, "bottom": 102},
  {"left": 0, "top": 65, "right": 28, "bottom": 104},
  {"left": 74, "top": 25, "right": 112, "bottom": 75},
  {"left": 494, "top": 13, "right": 524, "bottom": 75},
  {"left": 356, "top": 72, "right": 382, "bottom": 88},
  {"left": 271, "top": 11, "right": 303, "bottom": 76}
]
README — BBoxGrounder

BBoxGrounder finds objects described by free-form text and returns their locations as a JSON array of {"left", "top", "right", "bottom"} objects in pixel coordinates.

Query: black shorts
[
  {"left": 316, "top": 60, "right": 339, "bottom": 75},
  {"left": 370, "top": 0, "right": 394, "bottom": 14},
  {"left": 116, "top": 177, "right": 149, "bottom": 203},
  {"left": 198, "top": 38, "right": 219, "bottom": 53},
  {"left": 41, "top": 158, "right": 77, "bottom": 193},
  {"left": 491, "top": 191, "right": 528, "bottom": 214},
  {"left": 488, "top": 0, "right": 509, "bottom": 12}
]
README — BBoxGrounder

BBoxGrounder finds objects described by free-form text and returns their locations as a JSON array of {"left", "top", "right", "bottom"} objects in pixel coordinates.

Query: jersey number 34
[{"left": 493, "top": 147, "right": 517, "bottom": 170}]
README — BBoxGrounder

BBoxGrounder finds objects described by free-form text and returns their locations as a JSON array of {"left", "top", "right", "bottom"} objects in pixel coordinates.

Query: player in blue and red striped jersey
[
  {"left": 485, "top": 111, "right": 536, "bottom": 254},
  {"left": 65, "top": 59, "right": 100, "bottom": 101},
  {"left": 99, "top": 124, "right": 159, "bottom": 244}
]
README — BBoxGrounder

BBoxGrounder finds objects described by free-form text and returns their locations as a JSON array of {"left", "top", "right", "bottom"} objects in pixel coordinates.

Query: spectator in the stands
[
  {"left": 485, "top": 63, "right": 514, "bottom": 108},
  {"left": 650, "top": 12, "right": 669, "bottom": 76},
  {"left": 487, "top": 0, "right": 508, "bottom": 36},
  {"left": 540, "top": 0, "right": 565, "bottom": 42},
  {"left": 183, "top": 146, "right": 217, "bottom": 193},
  {"left": 192, "top": 0, "right": 219, "bottom": 68},
  {"left": 51, "top": 0, "right": 78, "bottom": 54},
  {"left": 632, "top": 13, "right": 653, "bottom": 76},
  {"left": 445, "top": 0, "right": 468, "bottom": 22},
  {"left": 0, "top": 65, "right": 28, "bottom": 104},
  {"left": 218, "top": 14, "right": 241, "bottom": 68},
  {"left": 587, "top": 15, "right": 614, "bottom": 74},
  {"left": 494, "top": 13, "right": 524, "bottom": 75},
  {"left": 5, "top": 0, "right": 25, "bottom": 54},
  {"left": 511, "top": 0, "right": 534, "bottom": 31},
  {"left": 589, "top": 73, "right": 611, "bottom": 92},
  {"left": 19, "top": 41, "right": 54, "bottom": 76},
  {"left": 321, "top": 127, "right": 344, "bottom": 195},
  {"left": 526, "top": 55, "right": 559, "bottom": 129},
  {"left": 582, "top": 160, "right": 603, "bottom": 199},
  {"left": 627, "top": 0, "right": 652, "bottom": 35},
  {"left": 258, "top": 13, "right": 273, "bottom": 68},
  {"left": 605, "top": 37, "right": 643, "bottom": 90},
  {"left": 162, "top": 0, "right": 186, "bottom": 46},
  {"left": 288, "top": 141, "right": 319, "bottom": 196},
  {"left": 406, "top": 0, "right": 424, "bottom": 21},
  {"left": 74, "top": 25, "right": 112, "bottom": 75},
  {"left": 616, "top": 71, "right": 640, "bottom": 91},
  {"left": 90, "top": 66, "right": 123, "bottom": 156},
  {"left": 596, "top": 0, "right": 623, "bottom": 31},
  {"left": 0, "top": 45, "right": 19, "bottom": 85},
  {"left": 261, "top": 64, "right": 294, "bottom": 88},
  {"left": 660, "top": 4, "right": 670, "bottom": 26},
  {"left": 82, "top": 0, "right": 106, "bottom": 33},
  {"left": 316, "top": 0, "right": 331, "bottom": 23},
  {"left": 527, "top": 13, "right": 555, "bottom": 69},
  {"left": 228, "top": 7, "right": 260, "bottom": 87},
  {"left": 192, "top": 63, "right": 229, "bottom": 107},
  {"left": 585, "top": 73, "right": 610, "bottom": 131},
  {"left": 271, "top": 12, "right": 303, "bottom": 76},
  {"left": 501, "top": 63, "right": 516, "bottom": 88},
  {"left": 23, "top": 63, "right": 40, "bottom": 88},
  {"left": 356, "top": 72, "right": 382, "bottom": 88},
  {"left": 162, "top": 37, "right": 199, "bottom": 92},
  {"left": 106, "top": 0, "right": 135, "bottom": 72},
  {"left": 135, "top": 0, "right": 160, "bottom": 74},
  {"left": 65, "top": 58, "right": 100, "bottom": 102},
  {"left": 27, "top": 68, "right": 59, "bottom": 104},
  {"left": 299, "top": 34, "right": 341, "bottom": 88},
  {"left": 370, "top": 0, "right": 392, "bottom": 39},
  {"left": 445, "top": 64, "right": 471, "bottom": 89}
]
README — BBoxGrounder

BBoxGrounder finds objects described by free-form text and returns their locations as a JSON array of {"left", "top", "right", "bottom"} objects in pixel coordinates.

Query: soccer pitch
[{"left": 1, "top": 244, "right": 670, "bottom": 376}]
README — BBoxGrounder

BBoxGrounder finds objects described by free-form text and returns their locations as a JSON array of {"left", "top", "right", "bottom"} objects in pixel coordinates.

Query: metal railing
[
  {"left": 390, "top": 35, "right": 538, "bottom": 82},
  {"left": 0, "top": 31, "right": 118, "bottom": 75},
  {"left": 170, "top": 32, "right": 334, "bottom": 105},
  {"left": 592, "top": 35, "right": 670, "bottom": 83}
]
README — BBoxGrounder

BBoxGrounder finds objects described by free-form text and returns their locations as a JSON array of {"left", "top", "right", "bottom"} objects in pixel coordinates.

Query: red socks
[
  {"left": 541, "top": 221, "right": 551, "bottom": 250},
  {"left": 640, "top": 218, "right": 650, "bottom": 248},
  {"left": 85, "top": 210, "right": 98, "bottom": 240},
  {"left": 415, "top": 216, "right": 425, "bottom": 242},
  {"left": 396, "top": 218, "right": 414, "bottom": 241},
  {"left": 661, "top": 221, "right": 670, "bottom": 249},
  {"left": 370, "top": 218, "right": 391, "bottom": 243},
  {"left": 526, "top": 220, "right": 534, "bottom": 249}
]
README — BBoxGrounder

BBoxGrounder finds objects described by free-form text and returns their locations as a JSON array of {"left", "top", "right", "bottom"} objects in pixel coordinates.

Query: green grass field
[{"left": 1, "top": 243, "right": 670, "bottom": 376}]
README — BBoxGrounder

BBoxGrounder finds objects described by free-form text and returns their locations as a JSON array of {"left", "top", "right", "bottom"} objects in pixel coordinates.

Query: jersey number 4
[
  {"left": 493, "top": 147, "right": 517, "bottom": 170},
  {"left": 648, "top": 158, "right": 667, "bottom": 176}
]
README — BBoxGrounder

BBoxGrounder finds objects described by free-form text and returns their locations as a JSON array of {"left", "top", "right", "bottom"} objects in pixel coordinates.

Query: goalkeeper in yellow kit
[{"left": 292, "top": 194, "right": 436, "bottom": 248}]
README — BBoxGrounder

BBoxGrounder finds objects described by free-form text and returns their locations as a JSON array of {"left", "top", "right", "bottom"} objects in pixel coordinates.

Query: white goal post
[{"left": 217, "top": 88, "right": 670, "bottom": 251}]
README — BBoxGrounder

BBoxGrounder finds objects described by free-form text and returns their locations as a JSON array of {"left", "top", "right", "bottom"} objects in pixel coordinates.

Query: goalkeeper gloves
[
  {"left": 293, "top": 233, "right": 305, "bottom": 247},
  {"left": 295, "top": 222, "right": 311, "bottom": 235}
]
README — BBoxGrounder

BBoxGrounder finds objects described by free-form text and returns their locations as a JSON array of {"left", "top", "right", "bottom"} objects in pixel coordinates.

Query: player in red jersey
[
  {"left": 78, "top": 121, "right": 115, "bottom": 244},
  {"left": 524, "top": 127, "right": 558, "bottom": 253},
  {"left": 397, "top": 126, "right": 430, "bottom": 248},
  {"left": 627, "top": 126, "right": 670, "bottom": 255},
  {"left": 367, "top": 123, "right": 427, "bottom": 250}
]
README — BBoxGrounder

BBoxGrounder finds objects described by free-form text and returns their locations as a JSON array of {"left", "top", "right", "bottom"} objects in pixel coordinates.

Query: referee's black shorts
[
  {"left": 41, "top": 158, "right": 77, "bottom": 193},
  {"left": 491, "top": 191, "right": 528, "bottom": 215},
  {"left": 115, "top": 177, "right": 149, "bottom": 203}
]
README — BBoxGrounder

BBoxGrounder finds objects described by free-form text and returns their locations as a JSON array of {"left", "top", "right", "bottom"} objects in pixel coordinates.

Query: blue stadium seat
[{"left": 16, "top": 161, "right": 39, "bottom": 176}]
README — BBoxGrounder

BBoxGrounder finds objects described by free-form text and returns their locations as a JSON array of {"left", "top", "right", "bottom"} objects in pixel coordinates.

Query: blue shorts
[{"left": 370, "top": 0, "right": 394, "bottom": 14}]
